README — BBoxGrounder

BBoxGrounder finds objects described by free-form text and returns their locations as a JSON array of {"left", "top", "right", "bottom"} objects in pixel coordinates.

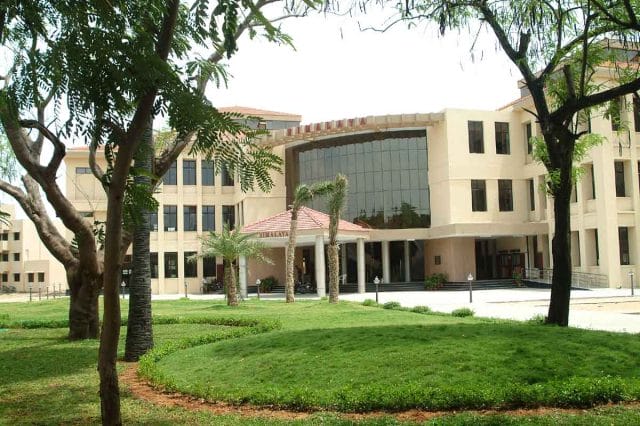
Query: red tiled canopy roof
[{"left": 242, "top": 207, "right": 366, "bottom": 234}]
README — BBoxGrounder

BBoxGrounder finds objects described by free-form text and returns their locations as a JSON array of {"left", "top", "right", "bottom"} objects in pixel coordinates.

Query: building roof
[
  {"left": 243, "top": 206, "right": 367, "bottom": 235},
  {"left": 218, "top": 106, "right": 302, "bottom": 121}
]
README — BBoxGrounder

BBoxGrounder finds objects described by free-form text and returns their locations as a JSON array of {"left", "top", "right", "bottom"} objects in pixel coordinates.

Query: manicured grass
[{"left": 1, "top": 297, "right": 639, "bottom": 425}]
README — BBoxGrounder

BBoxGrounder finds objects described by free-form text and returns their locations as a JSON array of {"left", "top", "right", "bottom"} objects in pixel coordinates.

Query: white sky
[{"left": 206, "top": 10, "right": 523, "bottom": 123}]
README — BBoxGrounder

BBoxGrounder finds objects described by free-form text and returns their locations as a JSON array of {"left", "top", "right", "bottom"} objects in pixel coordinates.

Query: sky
[{"left": 206, "top": 9, "right": 523, "bottom": 124}]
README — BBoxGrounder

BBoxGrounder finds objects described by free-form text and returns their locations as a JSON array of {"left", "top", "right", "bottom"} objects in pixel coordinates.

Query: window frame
[
  {"left": 498, "top": 179, "right": 514, "bottom": 212},
  {"left": 183, "top": 159, "right": 196, "bottom": 185},
  {"left": 468, "top": 121, "right": 484, "bottom": 153},
  {"left": 163, "top": 161, "right": 177, "bottom": 185},
  {"left": 495, "top": 122, "right": 510, "bottom": 154},
  {"left": 183, "top": 205, "right": 197, "bottom": 232},
  {"left": 164, "top": 252, "right": 178, "bottom": 278},
  {"left": 471, "top": 180, "right": 487, "bottom": 212},
  {"left": 163, "top": 205, "right": 177, "bottom": 231}
]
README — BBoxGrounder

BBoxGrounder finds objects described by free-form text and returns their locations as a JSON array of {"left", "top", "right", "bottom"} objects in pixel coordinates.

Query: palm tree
[
  {"left": 326, "top": 174, "right": 348, "bottom": 304},
  {"left": 197, "top": 225, "right": 271, "bottom": 306},
  {"left": 285, "top": 182, "right": 332, "bottom": 303}
]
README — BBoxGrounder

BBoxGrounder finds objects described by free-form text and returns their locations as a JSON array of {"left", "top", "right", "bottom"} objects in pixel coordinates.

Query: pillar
[
  {"left": 238, "top": 255, "right": 247, "bottom": 298},
  {"left": 404, "top": 240, "right": 411, "bottom": 282},
  {"left": 341, "top": 244, "right": 348, "bottom": 281},
  {"left": 357, "top": 238, "right": 365, "bottom": 293},
  {"left": 315, "top": 235, "right": 326, "bottom": 297},
  {"left": 382, "top": 240, "right": 390, "bottom": 284}
]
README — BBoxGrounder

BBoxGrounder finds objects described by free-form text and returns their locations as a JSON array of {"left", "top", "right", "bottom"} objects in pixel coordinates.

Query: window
[
  {"left": 434, "top": 255, "right": 441, "bottom": 265},
  {"left": 615, "top": 161, "right": 626, "bottom": 197},
  {"left": 1, "top": 232, "right": 8, "bottom": 241},
  {"left": 221, "top": 164, "right": 234, "bottom": 186},
  {"left": 163, "top": 205, "right": 177, "bottom": 231},
  {"left": 183, "top": 205, "right": 197, "bottom": 232},
  {"left": 28, "top": 272, "right": 34, "bottom": 283},
  {"left": 468, "top": 121, "right": 484, "bottom": 153},
  {"left": 164, "top": 252, "right": 178, "bottom": 278},
  {"left": 202, "top": 205, "right": 215, "bottom": 232},
  {"left": 498, "top": 179, "right": 513, "bottom": 211},
  {"left": 150, "top": 253, "right": 158, "bottom": 279},
  {"left": 163, "top": 161, "right": 177, "bottom": 185},
  {"left": 1, "top": 252, "right": 8, "bottom": 262},
  {"left": 13, "top": 273, "right": 19, "bottom": 282},
  {"left": 201, "top": 160, "right": 214, "bottom": 186},
  {"left": 203, "top": 256, "right": 216, "bottom": 277},
  {"left": 183, "top": 160, "right": 196, "bottom": 185},
  {"left": 38, "top": 272, "right": 44, "bottom": 282},
  {"left": 222, "top": 205, "right": 235, "bottom": 229},
  {"left": 75, "top": 167, "right": 92, "bottom": 174},
  {"left": 529, "top": 179, "right": 535, "bottom": 211},
  {"left": 471, "top": 180, "right": 487, "bottom": 212},
  {"left": 619, "top": 227, "right": 630, "bottom": 265},
  {"left": 1, "top": 273, "right": 7, "bottom": 283},
  {"left": 595, "top": 229, "right": 600, "bottom": 266},
  {"left": 148, "top": 209, "right": 158, "bottom": 232},
  {"left": 525, "top": 122, "right": 532, "bottom": 154},
  {"left": 13, "top": 253, "right": 19, "bottom": 261},
  {"left": 13, "top": 232, "right": 19, "bottom": 241},
  {"left": 495, "top": 122, "right": 510, "bottom": 154},
  {"left": 184, "top": 251, "right": 197, "bottom": 277}
]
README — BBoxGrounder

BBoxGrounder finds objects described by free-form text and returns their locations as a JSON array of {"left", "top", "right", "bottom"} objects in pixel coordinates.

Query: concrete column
[
  {"left": 238, "top": 255, "right": 247, "bottom": 298},
  {"left": 381, "top": 240, "right": 390, "bottom": 284},
  {"left": 357, "top": 238, "right": 365, "bottom": 293},
  {"left": 315, "top": 235, "right": 326, "bottom": 297},
  {"left": 404, "top": 241, "right": 411, "bottom": 282},
  {"left": 341, "top": 244, "right": 348, "bottom": 281}
]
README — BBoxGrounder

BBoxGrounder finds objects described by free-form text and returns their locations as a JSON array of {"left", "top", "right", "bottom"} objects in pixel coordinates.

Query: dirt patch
[{"left": 119, "top": 362, "right": 640, "bottom": 422}]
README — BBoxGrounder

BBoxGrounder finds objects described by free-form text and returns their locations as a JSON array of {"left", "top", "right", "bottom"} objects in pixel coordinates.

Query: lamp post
[
  {"left": 467, "top": 273, "right": 474, "bottom": 303},
  {"left": 29, "top": 282, "right": 32, "bottom": 302},
  {"left": 46, "top": 284, "right": 49, "bottom": 300},
  {"left": 256, "top": 279, "right": 261, "bottom": 301},
  {"left": 120, "top": 281, "right": 126, "bottom": 300},
  {"left": 629, "top": 271, "right": 635, "bottom": 296},
  {"left": 184, "top": 281, "right": 188, "bottom": 299},
  {"left": 374, "top": 276, "right": 380, "bottom": 304},
  {"left": 38, "top": 283, "right": 41, "bottom": 301}
]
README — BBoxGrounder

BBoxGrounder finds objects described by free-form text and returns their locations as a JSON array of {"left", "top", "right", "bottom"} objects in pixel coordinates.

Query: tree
[
  {"left": 326, "top": 174, "right": 347, "bottom": 304},
  {"left": 400, "top": 0, "right": 640, "bottom": 326},
  {"left": 197, "top": 226, "right": 272, "bottom": 306}
]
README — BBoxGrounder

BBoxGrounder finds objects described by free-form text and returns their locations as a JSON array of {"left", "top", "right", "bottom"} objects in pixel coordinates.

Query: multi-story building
[
  {"left": 64, "top": 86, "right": 640, "bottom": 294},
  {"left": 0, "top": 205, "right": 67, "bottom": 293}
]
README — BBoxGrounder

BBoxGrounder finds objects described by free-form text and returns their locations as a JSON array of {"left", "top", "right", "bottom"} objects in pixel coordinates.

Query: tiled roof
[
  {"left": 218, "top": 106, "right": 301, "bottom": 120},
  {"left": 243, "top": 206, "right": 366, "bottom": 234}
]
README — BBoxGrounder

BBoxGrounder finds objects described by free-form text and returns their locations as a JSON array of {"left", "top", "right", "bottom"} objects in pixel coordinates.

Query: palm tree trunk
[
  {"left": 327, "top": 243, "right": 339, "bottom": 303},
  {"left": 124, "top": 122, "right": 154, "bottom": 361},
  {"left": 285, "top": 209, "right": 299, "bottom": 303},
  {"left": 225, "top": 260, "right": 238, "bottom": 306}
]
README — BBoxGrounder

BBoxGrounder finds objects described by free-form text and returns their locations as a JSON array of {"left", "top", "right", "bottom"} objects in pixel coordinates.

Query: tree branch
[{"left": 18, "top": 119, "right": 66, "bottom": 177}]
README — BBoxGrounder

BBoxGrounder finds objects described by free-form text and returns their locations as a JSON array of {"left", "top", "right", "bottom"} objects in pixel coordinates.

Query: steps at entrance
[{"left": 268, "top": 279, "right": 519, "bottom": 294}]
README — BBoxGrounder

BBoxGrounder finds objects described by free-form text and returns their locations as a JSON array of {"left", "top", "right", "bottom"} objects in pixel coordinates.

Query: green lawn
[{"left": 1, "top": 298, "right": 639, "bottom": 425}]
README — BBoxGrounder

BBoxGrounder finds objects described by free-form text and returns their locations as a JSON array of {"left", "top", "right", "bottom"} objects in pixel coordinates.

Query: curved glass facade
[{"left": 295, "top": 130, "right": 430, "bottom": 229}]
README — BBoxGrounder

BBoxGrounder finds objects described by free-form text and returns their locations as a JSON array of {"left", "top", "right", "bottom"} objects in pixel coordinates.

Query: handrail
[{"left": 524, "top": 268, "right": 609, "bottom": 289}]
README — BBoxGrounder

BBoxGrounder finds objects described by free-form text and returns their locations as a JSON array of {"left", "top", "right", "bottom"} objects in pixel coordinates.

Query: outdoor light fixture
[
  {"left": 184, "top": 281, "right": 188, "bottom": 299},
  {"left": 374, "top": 276, "right": 380, "bottom": 303},
  {"left": 256, "top": 279, "right": 261, "bottom": 300},
  {"left": 28, "top": 282, "right": 32, "bottom": 302},
  {"left": 121, "top": 281, "right": 126, "bottom": 300},
  {"left": 629, "top": 271, "right": 635, "bottom": 296},
  {"left": 467, "top": 273, "right": 474, "bottom": 303}
]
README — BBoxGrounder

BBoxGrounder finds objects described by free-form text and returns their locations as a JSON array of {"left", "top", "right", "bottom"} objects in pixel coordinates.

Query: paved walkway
[{"left": 2, "top": 288, "right": 638, "bottom": 334}]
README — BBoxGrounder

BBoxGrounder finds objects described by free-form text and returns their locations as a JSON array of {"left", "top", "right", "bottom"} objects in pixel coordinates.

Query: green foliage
[
  {"left": 528, "top": 314, "right": 547, "bottom": 325},
  {"left": 410, "top": 305, "right": 432, "bottom": 314},
  {"left": 425, "top": 272, "right": 447, "bottom": 290},
  {"left": 197, "top": 225, "right": 272, "bottom": 265},
  {"left": 451, "top": 307, "right": 474, "bottom": 317},
  {"left": 382, "top": 301, "right": 402, "bottom": 310},
  {"left": 258, "top": 276, "right": 279, "bottom": 292},
  {"left": 361, "top": 299, "right": 379, "bottom": 307}
]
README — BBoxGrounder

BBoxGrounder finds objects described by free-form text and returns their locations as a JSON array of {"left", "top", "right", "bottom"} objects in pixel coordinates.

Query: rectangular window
[
  {"left": 183, "top": 159, "right": 196, "bottom": 185},
  {"left": 183, "top": 205, "right": 197, "bottom": 232},
  {"left": 164, "top": 252, "right": 178, "bottom": 278},
  {"left": 634, "top": 95, "right": 640, "bottom": 132},
  {"left": 163, "top": 205, "right": 177, "bottom": 231},
  {"left": 221, "top": 164, "right": 234, "bottom": 186},
  {"left": 495, "top": 122, "right": 510, "bottom": 154},
  {"left": 525, "top": 122, "right": 532, "bottom": 154},
  {"left": 38, "top": 272, "right": 44, "bottom": 282},
  {"left": 163, "top": 161, "right": 177, "bottom": 185},
  {"left": 222, "top": 205, "right": 235, "bottom": 229},
  {"left": 1, "top": 273, "right": 7, "bottom": 283},
  {"left": 28, "top": 272, "right": 34, "bottom": 283},
  {"left": 615, "top": 161, "right": 626, "bottom": 197},
  {"left": 619, "top": 227, "right": 630, "bottom": 265},
  {"left": 148, "top": 209, "right": 158, "bottom": 232},
  {"left": 202, "top": 205, "right": 215, "bottom": 232},
  {"left": 595, "top": 229, "right": 600, "bottom": 266},
  {"left": 13, "top": 253, "right": 19, "bottom": 261},
  {"left": 498, "top": 179, "right": 513, "bottom": 211},
  {"left": 1, "top": 232, "right": 8, "bottom": 241},
  {"left": 75, "top": 167, "right": 92, "bottom": 174},
  {"left": 13, "top": 273, "right": 19, "bottom": 282},
  {"left": 471, "top": 180, "right": 487, "bottom": 212},
  {"left": 13, "top": 232, "right": 19, "bottom": 241},
  {"left": 529, "top": 179, "right": 535, "bottom": 211},
  {"left": 468, "top": 121, "right": 484, "bottom": 153},
  {"left": 184, "top": 251, "right": 197, "bottom": 278},
  {"left": 150, "top": 253, "right": 158, "bottom": 279},
  {"left": 1, "top": 252, "right": 7, "bottom": 262},
  {"left": 201, "top": 160, "right": 215, "bottom": 186},
  {"left": 203, "top": 256, "right": 216, "bottom": 277}
]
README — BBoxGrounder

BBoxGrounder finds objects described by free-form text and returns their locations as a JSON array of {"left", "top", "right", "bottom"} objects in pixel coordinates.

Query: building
[
  {"left": 0, "top": 205, "right": 67, "bottom": 293},
  {"left": 63, "top": 87, "right": 640, "bottom": 294}
]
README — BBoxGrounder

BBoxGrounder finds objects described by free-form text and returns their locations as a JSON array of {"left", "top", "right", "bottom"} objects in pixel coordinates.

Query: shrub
[
  {"left": 382, "top": 301, "right": 402, "bottom": 310},
  {"left": 411, "top": 305, "right": 432, "bottom": 314},
  {"left": 361, "top": 299, "right": 379, "bottom": 307},
  {"left": 528, "top": 314, "right": 546, "bottom": 324},
  {"left": 451, "top": 307, "right": 474, "bottom": 317},
  {"left": 259, "top": 276, "right": 279, "bottom": 292},
  {"left": 425, "top": 273, "right": 448, "bottom": 290}
]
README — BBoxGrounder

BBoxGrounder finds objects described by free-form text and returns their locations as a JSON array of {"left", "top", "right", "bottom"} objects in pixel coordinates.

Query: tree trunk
[
  {"left": 327, "top": 243, "right": 339, "bottom": 303},
  {"left": 225, "top": 260, "right": 238, "bottom": 306},
  {"left": 68, "top": 269, "right": 101, "bottom": 340},
  {"left": 547, "top": 163, "right": 573, "bottom": 326},
  {"left": 285, "top": 210, "right": 298, "bottom": 303},
  {"left": 124, "top": 124, "right": 154, "bottom": 361}
]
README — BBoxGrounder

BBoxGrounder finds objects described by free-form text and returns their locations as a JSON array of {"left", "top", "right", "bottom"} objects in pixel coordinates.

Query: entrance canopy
[{"left": 242, "top": 206, "right": 370, "bottom": 246}]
